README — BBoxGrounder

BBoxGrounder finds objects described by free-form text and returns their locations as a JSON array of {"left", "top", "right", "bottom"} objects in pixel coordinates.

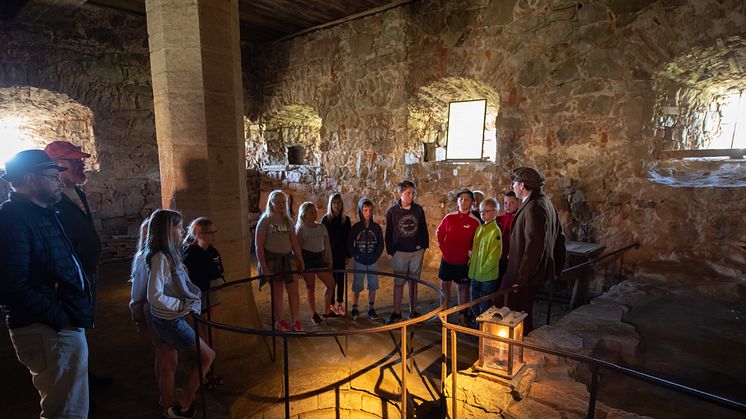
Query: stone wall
[
  {"left": 244, "top": 0, "right": 746, "bottom": 276},
  {"left": 0, "top": 6, "right": 159, "bottom": 249}
]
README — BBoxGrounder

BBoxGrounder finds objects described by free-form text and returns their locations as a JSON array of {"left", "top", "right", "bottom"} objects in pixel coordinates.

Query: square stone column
[{"left": 146, "top": 0, "right": 252, "bottom": 286}]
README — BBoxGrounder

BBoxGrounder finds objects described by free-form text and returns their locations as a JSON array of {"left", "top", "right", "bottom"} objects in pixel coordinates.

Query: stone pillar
[{"left": 146, "top": 1, "right": 253, "bottom": 293}]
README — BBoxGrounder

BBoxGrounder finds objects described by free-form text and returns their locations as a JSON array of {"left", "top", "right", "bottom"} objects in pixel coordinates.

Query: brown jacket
[{"left": 502, "top": 191, "right": 566, "bottom": 287}]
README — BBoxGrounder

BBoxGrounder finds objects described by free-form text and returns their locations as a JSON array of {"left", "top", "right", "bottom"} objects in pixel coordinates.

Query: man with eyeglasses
[
  {"left": 44, "top": 140, "right": 109, "bottom": 389},
  {"left": 496, "top": 167, "right": 566, "bottom": 333},
  {"left": 0, "top": 149, "right": 92, "bottom": 418}
]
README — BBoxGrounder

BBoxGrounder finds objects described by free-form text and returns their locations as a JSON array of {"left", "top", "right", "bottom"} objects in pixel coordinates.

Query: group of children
[
  {"left": 129, "top": 210, "right": 224, "bottom": 419},
  {"left": 257, "top": 179, "right": 521, "bottom": 330},
  {"left": 125, "top": 180, "right": 520, "bottom": 417},
  {"left": 437, "top": 188, "right": 520, "bottom": 325},
  {"left": 255, "top": 191, "right": 387, "bottom": 331}
]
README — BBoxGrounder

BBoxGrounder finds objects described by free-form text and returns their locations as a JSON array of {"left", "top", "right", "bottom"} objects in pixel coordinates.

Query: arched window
[
  {"left": 245, "top": 105, "right": 322, "bottom": 167},
  {"left": 0, "top": 86, "right": 96, "bottom": 168},
  {"left": 654, "top": 39, "right": 746, "bottom": 159},
  {"left": 408, "top": 77, "right": 499, "bottom": 163}
]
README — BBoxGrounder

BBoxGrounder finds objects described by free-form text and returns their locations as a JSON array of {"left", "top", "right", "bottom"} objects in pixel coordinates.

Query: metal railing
[
  {"left": 439, "top": 287, "right": 746, "bottom": 419},
  {"left": 546, "top": 242, "right": 640, "bottom": 325},
  {"left": 188, "top": 261, "right": 746, "bottom": 419},
  {"left": 191, "top": 269, "right": 446, "bottom": 419}
]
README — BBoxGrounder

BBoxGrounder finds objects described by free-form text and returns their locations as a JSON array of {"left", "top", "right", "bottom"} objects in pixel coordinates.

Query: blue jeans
[
  {"left": 8, "top": 323, "right": 89, "bottom": 419},
  {"left": 352, "top": 261, "right": 379, "bottom": 292},
  {"left": 470, "top": 280, "right": 499, "bottom": 318}
]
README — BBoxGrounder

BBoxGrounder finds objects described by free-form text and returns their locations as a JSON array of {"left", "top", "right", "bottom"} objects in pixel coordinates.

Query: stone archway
[
  {"left": 0, "top": 86, "right": 97, "bottom": 167},
  {"left": 652, "top": 37, "right": 746, "bottom": 154},
  {"left": 649, "top": 36, "right": 746, "bottom": 188},
  {"left": 245, "top": 104, "right": 323, "bottom": 167},
  {"left": 407, "top": 77, "right": 500, "bottom": 163}
]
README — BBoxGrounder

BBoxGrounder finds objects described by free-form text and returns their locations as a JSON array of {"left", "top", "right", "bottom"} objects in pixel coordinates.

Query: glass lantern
[{"left": 475, "top": 306, "right": 527, "bottom": 379}]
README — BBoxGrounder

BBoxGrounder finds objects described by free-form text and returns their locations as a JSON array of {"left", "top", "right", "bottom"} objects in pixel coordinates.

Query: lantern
[{"left": 475, "top": 306, "right": 527, "bottom": 379}]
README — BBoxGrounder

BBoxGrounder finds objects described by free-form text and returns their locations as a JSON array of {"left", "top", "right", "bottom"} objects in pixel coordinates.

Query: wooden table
[{"left": 565, "top": 241, "right": 606, "bottom": 308}]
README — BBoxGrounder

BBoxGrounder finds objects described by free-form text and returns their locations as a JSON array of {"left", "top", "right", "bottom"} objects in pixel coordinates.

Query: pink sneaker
[
  {"left": 275, "top": 320, "right": 290, "bottom": 331},
  {"left": 336, "top": 303, "right": 346, "bottom": 317},
  {"left": 293, "top": 321, "right": 303, "bottom": 332}
]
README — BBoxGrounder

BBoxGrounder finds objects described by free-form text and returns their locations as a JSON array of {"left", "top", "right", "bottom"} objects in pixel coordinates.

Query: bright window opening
[
  {"left": 446, "top": 99, "right": 486, "bottom": 160},
  {"left": 0, "top": 117, "right": 31, "bottom": 168},
  {"left": 709, "top": 92, "right": 745, "bottom": 149}
]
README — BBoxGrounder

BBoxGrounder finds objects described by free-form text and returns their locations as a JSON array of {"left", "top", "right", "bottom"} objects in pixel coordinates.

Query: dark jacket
[
  {"left": 385, "top": 199, "right": 429, "bottom": 255},
  {"left": 321, "top": 213, "right": 351, "bottom": 263},
  {"left": 501, "top": 191, "right": 566, "bottom": 288},
  {"left": 54, "top": 189, "right": 102, "bottom": 276},
  {"left": 0, "top": 192, "right": 93, "bottom": 331},
  {"left": 347, "top": 199, "right": 385, "bottom": 266},
  {"left": 183, "top": 244, "right": 224, "bottom": 292}
]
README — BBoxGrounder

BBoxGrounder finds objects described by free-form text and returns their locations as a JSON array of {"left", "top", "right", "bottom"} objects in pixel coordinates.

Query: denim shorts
[
  {"left": 148, "top": 312, "right": 196, "bottom": 352},
  {"left": 352, "top": 261, "right": 379, "bottom": 292}
]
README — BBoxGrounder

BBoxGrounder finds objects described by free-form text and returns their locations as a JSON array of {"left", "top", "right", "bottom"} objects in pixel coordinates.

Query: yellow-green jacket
[{"left": 468, "top": 220, "right": 503, "bottom": 282}]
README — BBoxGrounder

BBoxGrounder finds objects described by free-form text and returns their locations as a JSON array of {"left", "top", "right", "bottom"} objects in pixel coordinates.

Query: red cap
[{"left": 44, "top": 141, "right": 91, "bottom": 160}]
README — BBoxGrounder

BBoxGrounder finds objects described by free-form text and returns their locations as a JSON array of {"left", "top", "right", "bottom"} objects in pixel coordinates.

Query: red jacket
[{"left": 436, "top": 211, "right": 481, "bottom": 265}]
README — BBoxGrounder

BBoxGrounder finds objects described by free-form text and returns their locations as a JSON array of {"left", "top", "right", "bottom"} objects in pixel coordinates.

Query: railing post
[
  {"left": 193, "top": 314, "right": 207, "bottom": 419},
  {"left": 344, "top": 269, "right": 348, "bottom": 316},
  {"left": 401, "top": 324, "right": 407, "bottom": 419},
  {"left": 587, "top": 364, "right": 599, "bottom": 419},
  {"left": 441, "top": 321, "right": 447, "bottom": 415},
  {"left": 270, "top": 279, "right": 276, "bottom": 363},
  {"left": 283, "top": 335, "right": 290, "bottom": 419},
  {"left": 546, "top": 277, "right": 554, "bottom": 325},
  {"left": 450, "top": 329, "right": 458, "bottom": 419}
]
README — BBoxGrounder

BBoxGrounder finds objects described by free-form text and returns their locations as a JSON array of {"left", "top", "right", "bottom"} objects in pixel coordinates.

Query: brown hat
[
  {"left": 44, "top": 141, "right": 91, "bottom": 160},
  {"left": 510, "top": 167, "right": 545, "bottom": 189}
]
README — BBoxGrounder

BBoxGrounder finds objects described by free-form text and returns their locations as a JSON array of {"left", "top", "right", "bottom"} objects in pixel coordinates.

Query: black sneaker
[
  {"left": 322, "top": 311, "right": 338, "bottom": 319},
  {"left": 164, "top": 403, "right": 194, "bottom": 419},
  {"left": 385, "top": 312, "right": 402, "bottom": 325},
  {"left": 408, "top": 311, "right": 421, "bottom": 320},
  {"left": 351, "top": 308, "right": 360, "bottom": 320},
  {"left": 311, "top": 313, "right": 323, "bottom": 325},
  {"left": 368, "top": 308, "right": 379, "bottom": 320}
]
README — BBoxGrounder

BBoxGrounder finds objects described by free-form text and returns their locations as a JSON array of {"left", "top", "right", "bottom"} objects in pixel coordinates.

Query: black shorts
[
  {"left": 302, "top": 249, "right": 328, "bottom": 270},
  {"left": 439, "top": 259, "right": 470, "bottom": 284}
]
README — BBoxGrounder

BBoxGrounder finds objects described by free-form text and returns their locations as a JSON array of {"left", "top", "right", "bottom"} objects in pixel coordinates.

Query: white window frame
[{"left": 445, "top": 99, "right": 487, "bottom": 161}]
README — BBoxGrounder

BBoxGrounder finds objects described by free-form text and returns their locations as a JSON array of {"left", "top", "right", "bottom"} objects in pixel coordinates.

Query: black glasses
[{"left": 37, "top": 174, "right": 61, "bottom": 182}]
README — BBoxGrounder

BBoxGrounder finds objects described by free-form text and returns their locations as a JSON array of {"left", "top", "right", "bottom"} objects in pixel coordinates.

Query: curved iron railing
[
  {"left": 439, "top": 285, "right": 746, "bottom": 418},
  {"left": 189, "top": 262, "right": 746, "bottom": 419},
  {"left": 546, "top": 242, "right": 640, "bottom": 324},
  {"left": 192, "top": 269, "right": 446, "bottom": 419}
]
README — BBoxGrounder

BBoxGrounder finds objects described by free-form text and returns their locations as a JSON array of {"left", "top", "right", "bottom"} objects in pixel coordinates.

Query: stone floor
[
  {"left": 0, "top": 259, "right": 490, "bottom": 419},
  {"left": 1, "top": 259, "right": 742, "bottom": 418}
]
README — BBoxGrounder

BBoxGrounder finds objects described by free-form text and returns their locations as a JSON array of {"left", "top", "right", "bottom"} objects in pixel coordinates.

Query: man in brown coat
[{"left": 496, "top": 167, "right": 566, "bottom": 332}]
